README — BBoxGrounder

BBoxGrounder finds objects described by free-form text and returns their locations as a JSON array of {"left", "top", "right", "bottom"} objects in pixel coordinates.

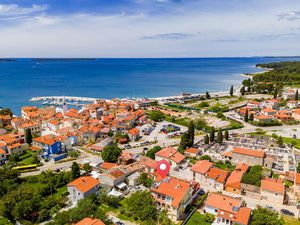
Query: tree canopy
[
  {"left": 101, "top": 145, "right": 122, "bottom": 163},
  {"left": 146, "top": 146, "right": 162, "bottom": 159},
  {"left": 252, "top": 207, "right": 284, "bottom": 225},
  {"left": 149, "top": 110, "right": 165, "bottom": 122}
]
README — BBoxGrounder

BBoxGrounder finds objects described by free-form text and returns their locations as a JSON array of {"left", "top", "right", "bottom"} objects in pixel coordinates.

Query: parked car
[
  {"left": 115, "top": 222, "right": 125, "bottom": 225},
  {"left": 280, "top": 209, "right": 294, "bottom": 216},
  {"left": 265, "top": 205, "right": 276, "bottom": 212}
]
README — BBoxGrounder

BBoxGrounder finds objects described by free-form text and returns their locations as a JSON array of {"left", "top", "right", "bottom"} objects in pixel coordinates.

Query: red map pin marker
[{"left": 156, "top": 160, "right": 170, "bottom": 178}]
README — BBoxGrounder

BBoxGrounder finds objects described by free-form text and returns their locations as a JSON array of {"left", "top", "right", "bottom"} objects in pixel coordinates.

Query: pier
[{"left": 30, "top": 96, "right": 97, "bottom": 102}]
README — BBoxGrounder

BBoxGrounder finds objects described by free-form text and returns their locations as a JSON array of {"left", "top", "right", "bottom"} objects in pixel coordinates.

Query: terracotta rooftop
[
  {"left": 191, "top": 160, "right": 213, "bottom": 174},
  {"left": 67, "top": 176, "right": 100, "bottom": 193},
  {"left": 233, "top": 147, "right": 265, "bottom": 158},
  {"left": 155, "top": 147, "right": 185, "bottom": 164},
  {"left": 261, "top": 178, "right": 285, "bottom": 194},
  {"left": 75, "top": 217, "right": 105, "bottom": 225}
]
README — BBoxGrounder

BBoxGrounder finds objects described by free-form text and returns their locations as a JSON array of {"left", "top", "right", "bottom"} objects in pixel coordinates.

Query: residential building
[
  {"left": 155, "top": 147, "right": 185, "bottom": 168},
  {"left": 184, "top": 148, "right": 200, "bottom": 158},
  {"left": 261, "top": 178, "right": 285, "bottom": 204},
  {"left": 225, "top": 163, "right": 249, "bottom": 194},
  {"left": 232, "top": 147, "right": 265, "bottom": 166},
  {"left": 151, "top": 177, "right": 200, "bottom": 222},
  {"left": 204, "top": 193, "right": 251, "bottom": 225},
  {"left": 191, "top": 160, "right": 213, "bottom": 184},
  {"left": 67, "top": 176, "right": 100, "bottom": 205},
  {"left": 76, "top": 218, "right": 105, "bottom": 225},
  {"left": 0, "top": 149, "right": 7, "bottom": 165},
  {"left": 294, "top": 173, "right": 300, "bottom": 199},
  {"left": 204, "top": 167, "right": 230, "bottom": 192},
  {"left": 128, "top": 127, "right": 140, "bottom": 141}
]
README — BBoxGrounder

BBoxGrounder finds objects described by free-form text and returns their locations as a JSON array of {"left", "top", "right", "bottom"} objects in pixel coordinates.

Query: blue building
[{"left": 42, "top": 141, "right": 66, "bottom": 161}]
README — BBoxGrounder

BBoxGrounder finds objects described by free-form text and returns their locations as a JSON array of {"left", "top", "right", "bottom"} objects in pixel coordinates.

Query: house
[
  {"left": 18, "top": 121, "right": 42, "bottom": 135},
  {"left": 99, "top": 162, "right": 119, "bottom": 171},
  {"left": 232, "top": 147, "right": 265, "bottom": 166},
  {"left": 0, "top": 149, "right": 7, "bottom": 165},
  {"left": 276, "top": 111, "right": 293, "bottom": 122},
  {"left": 151, "top": 177, "right": 200, "bottom": 222},
  {"left": 287, "top": 100, "right": 299, "bottom": 109},
  {"left": 254, "top": 114, "right": 273, "bottom": 123},
  {"left": 7, "top": 143, "right": 23, "bottom": 156},
  {"left": 33, "top": 135, "right": 66, "bottom": 161},
  {"left": 76, "top": 218, "right": 105, "bottom": 225},
  {"left": 261, "top": 178, "right": 285, "bottom": 204},
  {"left": 191, "top": 160, "right": 213, "bottom": 184},
  {"left": 261, "top": 99, "right": 280, "bottom": 109},
  {"left": 128, "top": 127, "right": 140, "bottom": 141},
  {"left": 204, "top": 167, "right": 230, "bottom": 192},
  {"left": 204, "top": 193, "right": 251, "bottom": 225},
  {"left": 293, "top": 109, "right": 300, "bottom": 121},
  {"left": 282, "top": 89, "right": 297, "bottom": 100},
  {"left": 0, "top": 115, "right": 11, "bottom": 127},
  {"left": 67, "top": 176, "right": 100, "bottom": 205},
  {"left": 225, "top": 163, "right": 249, "bottom": 194},
  {"left": 98, "top": 169, "right": 126, "bottom": 187},
  {"left": 155, "top": 147, "right": 185, "bottom": 168},
  {"left": 247, "top": 100, "right": 260, "bottom": 109},
  {"left": 184, "top": 148, "right": 200, "bottom": 158},
  {"left": 118, "top": 152, "right": 135, "bottom": 165},
  {"left": 261, "top": 108, "right": 276, "bottom": 117}
]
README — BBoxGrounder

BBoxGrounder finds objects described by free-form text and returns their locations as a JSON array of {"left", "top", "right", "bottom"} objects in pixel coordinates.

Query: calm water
[{"left": 0, "top": 57, "right": 299, "bottom": 114}]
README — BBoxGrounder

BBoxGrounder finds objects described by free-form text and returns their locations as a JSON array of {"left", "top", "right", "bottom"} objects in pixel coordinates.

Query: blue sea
[{"left": 0, "top": 57, "right": 300, "bottom": 114}]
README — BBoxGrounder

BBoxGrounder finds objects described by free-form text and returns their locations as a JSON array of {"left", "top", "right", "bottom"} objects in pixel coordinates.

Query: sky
[{"left": 0, "top": 0, "right": 299, "bottom": 57}]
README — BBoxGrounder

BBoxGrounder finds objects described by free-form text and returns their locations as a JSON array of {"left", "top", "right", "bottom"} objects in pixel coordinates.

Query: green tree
[
  {"left": 277, "top": 136, "right": 284, "bottom": 147},
  {"left": 158, "top": 211, "right": 172, "bottom": 225},
  {"left": 25, "top": 129, "right": 32, "bottom": 145},
  {"left": 204, "top": 134, "right": 209, "bottom": 144},
  {"left": 224, "top": 130, "right": 229, "bottom": 140},
  {"left": 244, "top": 109, "right": 249, "bottom": 122},
  {"left": 240, "top": 86, "right": 245, "bottom": 96},
  {"left": 209, "top": 127, "right": 215, "bottom": 143},
  {"left": 217, "top": 129, "right": 223, "bottom": 144},
  {"left": 107, "top": 130, "right": 114, "bottom": 137},
  {"left": 187, "top": 121, "right": 195, "bottom": 146},
  {"left": 205, "top": 91, "right": 211, "bottom": 99},
  {"left": 124, "top": 191, "right": 157, "bottom": 221},
  {"left": 200, "top": 155, "right": 212, "bottom": 161},
  {"left": 252, "top": 207, "right": 284, "bottom": 225},
  {"left": 273, "top": 88, "right": 278, "bottom": 99},
  {"left": 146, "top": 146, "right": 162, "bottom": 159},
  {"left": 149, "top": 110, "right": 165, "bottom": 122},
  {"left": 83, "top": 163, "right": 92, "bottom": 173},
  {"left": 71, "top": 162, "right": 80, "bottom": 180},
  {"left": 297, "top": 162, "right": 300, "bottom": 173},
  {"left": 101, "top": 145, "right": 122, "bottom": 163},
  {"left": 249, "top": 113, "right": 254, "bottom": 121},
  {"left": 0, "top": 108, "right": 13, "bottom": 117},
  {"left": 230, "top": 85, "right": 234, "bottom": 96},
  {"left": 138, "top": 173, "right": 153, "bottom": 187},
  {"left": 295, "top": 89, "right": 299, "bottom": 101},
  {"left": 179, "top": 132, "right": 190, "bottom": 153}
]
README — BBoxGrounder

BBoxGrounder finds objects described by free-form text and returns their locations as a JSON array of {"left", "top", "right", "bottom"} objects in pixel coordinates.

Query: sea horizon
[{"left": 1, "top": 57, "right": 300, "bottom": 114}]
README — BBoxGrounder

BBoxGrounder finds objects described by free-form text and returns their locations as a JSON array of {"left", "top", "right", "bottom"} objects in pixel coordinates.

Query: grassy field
[
  {"left": 283, "top": 216, "right": 300, "bottom": 225},
  {"left": 186, "top": 212, "right": 212, "bottom": 225}
]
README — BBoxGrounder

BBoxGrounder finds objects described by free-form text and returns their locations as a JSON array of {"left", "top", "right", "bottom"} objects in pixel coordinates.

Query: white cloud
[
  {"left": 0, "top": 4, "right": 47, "bottom": 17},
  {"left": 0, "top": 1, "right": 299, "bottom": 57},
  {"left": 277, "top": 11, "right": 300, "bottom": 21}
]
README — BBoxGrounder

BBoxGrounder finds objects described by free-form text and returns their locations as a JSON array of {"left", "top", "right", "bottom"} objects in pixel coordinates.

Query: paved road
[{"left": 20, "top": 148, "right": 102, "bottom": 177}]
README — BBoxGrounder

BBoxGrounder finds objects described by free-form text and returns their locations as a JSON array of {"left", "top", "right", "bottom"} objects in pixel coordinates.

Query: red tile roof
[
  {"left": 191, "top": 160, "right": 213, "bottom": 174},
  {"left": 99, "top": 162, "right": 118, "bottom": 170},
  {"left": 75, "top": 218, "right": 105, "bottom": 225},
  {"left": 206, "top": 167, "right": 230, "bottom": 183},
  {"left": 261, "top": 178, "right": 284, "bottom": 194},
  {"left": 67, "top": 176, "right": 100, "bottom": 193},
  {"left": 155, "top": 147, "right": 185, "bottom": 164},
  {"left": 233, "top": 147, "right": 265, "bottom": 158},
  {"left": 151, "top": 177, "right": 191, "bottom": 208}
]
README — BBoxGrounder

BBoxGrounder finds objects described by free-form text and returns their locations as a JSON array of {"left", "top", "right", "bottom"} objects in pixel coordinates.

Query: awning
[
  {"left": 116, "top": 182, "right": 127, "bottom": 189},
  {"left": 108, "top": 188, "right": 123, "bottom": 197}
]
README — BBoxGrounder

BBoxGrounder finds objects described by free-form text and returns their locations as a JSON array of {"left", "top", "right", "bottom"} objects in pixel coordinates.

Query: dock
[{"left": 30, "top": 96, "right": 97, "bottom": 102}]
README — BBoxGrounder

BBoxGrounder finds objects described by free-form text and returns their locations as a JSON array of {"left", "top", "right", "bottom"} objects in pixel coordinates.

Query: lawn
[
  {"left": 282, "top": 137, "right": 300, "bottom": 149},
  {"left": 17, "top": 150, "right": 38, "bottom": 165},
  {"left": 283, "top": 216, "right": 300, "bottom": 225},
  {"left": 186, "top": 212, "right": 212, "bottom": 225}
]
